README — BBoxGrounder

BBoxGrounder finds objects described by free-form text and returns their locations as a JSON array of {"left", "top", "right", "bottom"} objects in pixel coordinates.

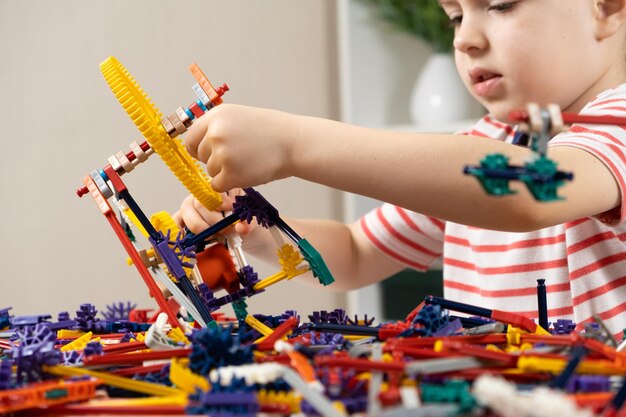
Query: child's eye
[
  {"left": 447, "top": 15, "right": 463, "bottom": 28},
  {"left": 488, "top": 1, "right": 517, "bottom": 13}
]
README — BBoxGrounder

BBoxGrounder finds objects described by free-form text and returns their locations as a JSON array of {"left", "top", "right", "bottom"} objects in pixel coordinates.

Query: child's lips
[{"left": 472, "top": 75, "right": 502, "bottom": 97}]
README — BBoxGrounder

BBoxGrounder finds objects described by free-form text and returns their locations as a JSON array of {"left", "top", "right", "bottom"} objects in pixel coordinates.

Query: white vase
[{"left": 410, "top": 53, "right": 474, "bottom": 126}]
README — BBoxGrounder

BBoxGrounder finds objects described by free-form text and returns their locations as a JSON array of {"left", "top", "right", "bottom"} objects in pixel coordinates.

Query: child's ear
[{"left": 595, "top": 0, "right": 626, "bottom": 40}]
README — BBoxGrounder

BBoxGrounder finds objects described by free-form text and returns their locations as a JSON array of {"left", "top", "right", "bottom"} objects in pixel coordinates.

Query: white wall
[{"left": 0, "top": 0, "right": 346, "bottom": 319}]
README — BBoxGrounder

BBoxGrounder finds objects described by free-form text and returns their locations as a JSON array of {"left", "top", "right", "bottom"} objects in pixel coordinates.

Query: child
[{"left": 174, "top": 0, "right": 626, "bottom": 336}]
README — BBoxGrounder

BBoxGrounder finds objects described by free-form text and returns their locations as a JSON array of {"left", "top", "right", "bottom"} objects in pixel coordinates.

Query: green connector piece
[
  {"left": 298, "top": 239, "right": 335, "bottom": 286},
  {"left": 45, "top": 388, "right": 69, "bottom": 400},
  {"left": 124, "top": 224, "right": 137, "bottom": 242},
  {"left": 421, "top": 380, "right": 476, "bottom": 412},
  {"left": 232, "top": 299, "right": 249, "bottom": 321},
  {"left": 471, "top": 153, "right": 516, "bottom": 196},
  {"left": 520, "top": 155, "right": 565, "bottom": 202}
]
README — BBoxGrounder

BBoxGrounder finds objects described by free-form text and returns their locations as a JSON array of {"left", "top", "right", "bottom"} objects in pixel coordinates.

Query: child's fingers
[
  {"left": 176, "top": 196, "right": 209, "bottom": 234},
  {"left": 192, "top": 196, "right": 226, "bottom": 223},
  {"left": 196, "top": 135, "right": 213, "bottom": 165},
  {"left": 184, "top": 114, "right": 209, "bottom": 160},
  {"left": 210, "top": 169, "right": 228, "bottom": 193},
  {"left": 215, "top": 191, "right": 239, "bottom": 212},
  {"left": 234, "top": 221, "right": 254, "bottom": 236},
  {"left": 172, "top": 210, "right": 184, "bottom": 229},
  {"left": 181, "top": 207, "right": 211, "bottom": 234},
  {"left": 206, "top": 153, "right": 221, "bottom": 179}
]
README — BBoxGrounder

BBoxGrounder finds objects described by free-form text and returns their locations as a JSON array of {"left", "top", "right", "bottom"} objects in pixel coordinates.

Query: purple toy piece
[
  {"left": 238, "top": 265, "right": 259, "bottom": 287},
  {"left": 552, "top": 319, "right": 577, "bottom": 335},
  {"left": 186, "top": 376, "right": 258, "bottom": 416},
  {"left": 83, "top": 341, "right": 104, "bottom": 357},
  {"left": 566, "top": 375, "right": 611, "bottom": 393},
  {"left": 0, "top": 360, "right": 13, "bottom": 390},
  {"left": 433, "top": 318, "right": 463, "bottom": 337},
  {"left": 74, "top": 303, "right": 100, "bottom": 332},
  {"left": 233, "top": 189, "right": 278, "bottom": 228},
  {"left": 103, "top": 301, "right": 138, "bottom": 321},
  {"left": 11, "top": 314, "right": 52, "bottom": 327},
  {"left": 12, "top": 323, "right": 61, "bottom": 384},
  {"left": 309, "top": 309, "right": 349, "bottom": 325}
]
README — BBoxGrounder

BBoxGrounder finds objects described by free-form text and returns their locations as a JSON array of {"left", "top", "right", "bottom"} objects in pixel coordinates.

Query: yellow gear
[
  {"left": 100, "top": 56, "right": 221, "bottom": 210},
  {"left": 151, "top": 211, "right": 181, "bottom": 238}
]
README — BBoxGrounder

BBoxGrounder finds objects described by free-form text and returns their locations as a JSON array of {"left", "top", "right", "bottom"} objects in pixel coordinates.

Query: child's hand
[
  {"left": 173, "top": 191, "right": 255, "bottom": 236},
  {"left": 185, "top": 104, "right": 300, "bottom": 192}
]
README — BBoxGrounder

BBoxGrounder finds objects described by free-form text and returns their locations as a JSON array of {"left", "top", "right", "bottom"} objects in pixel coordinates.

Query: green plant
[{"left": 364, "top": 0, "right": 454, "bottom": 53}]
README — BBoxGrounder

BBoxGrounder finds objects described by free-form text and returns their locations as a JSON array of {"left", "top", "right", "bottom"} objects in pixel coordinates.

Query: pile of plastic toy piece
[{"left": 1, "top": 297, "right": 626, "bottom": 417}]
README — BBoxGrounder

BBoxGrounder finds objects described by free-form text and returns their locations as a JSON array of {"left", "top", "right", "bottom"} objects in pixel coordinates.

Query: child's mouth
[{"left": 471, "top": 72, "right": 502, "bottom": 97}]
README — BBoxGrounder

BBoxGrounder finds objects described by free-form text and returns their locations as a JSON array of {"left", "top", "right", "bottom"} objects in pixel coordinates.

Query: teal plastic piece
[
  {"left": 421, "top": 380, "right": 476, "bottom": 412},
  {"left": 520, "top": 155, "right": 566, "bottom": 202},
  {"left": 298, "top": 239, "right": 335, "bottom": 286},
  {"left": 124, "top": 224, "right": 137, "bottom": 242},
  {"left": 469, "top": 153, "right": 516, "bottom": 196},
  {"left": 232, "top": 299, "right": 249, "bottom": 321},
  {"left": 45, "top": 388, "right": 69, "bottom": 400}
]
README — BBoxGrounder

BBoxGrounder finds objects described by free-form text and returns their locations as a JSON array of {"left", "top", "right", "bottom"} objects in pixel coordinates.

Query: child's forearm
[
  {"left": 242, "top": 217, "right": 404, "bottom": 291},
  {"left": 289, "top": 116, "right": 620, "bottom": 231}
]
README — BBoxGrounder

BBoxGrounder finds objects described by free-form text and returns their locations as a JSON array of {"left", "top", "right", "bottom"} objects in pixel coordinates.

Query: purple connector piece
[
  {"left": 309, "top": 309, "right": 349, "bottom": 325},
  {"left": 237, "top": 265, "right": 259, "bottom": 287},
  {"left": 83, "top": 341, "right": 103, "bottom": 357},
  {"left": 233, "top": 189, "right": 278, "bottom": 228},
  {"left": 73, "top": 303, "right": 100, "bottom": 332},
  {"left": 103, "top": 301, "right": 138, "bottom": 321},
  {"left": 433, "top": 318, "right": 463, "bottom": 337},
  {"left": 552, "top": 319, "right": 577, "bottom": 335},
  {"left": 61, "top": 350, "right": 83, "bottom": 366},
  {"left": 346, "top": 314, "right": 375, "bottom": 326},
  {"left": 186, "top": 376, "right": 258, "bottom": 416},
  {"left": 12, "top": 324, "right": 61, "bottom": 384},
  {"left": 308, "top": 331, "right": 345, "bottom": 347}
]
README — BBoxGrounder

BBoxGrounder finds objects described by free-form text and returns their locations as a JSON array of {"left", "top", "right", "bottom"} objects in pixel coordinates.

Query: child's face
[{"left": 439, "top": 0, "right": 617, "bottom": 121}]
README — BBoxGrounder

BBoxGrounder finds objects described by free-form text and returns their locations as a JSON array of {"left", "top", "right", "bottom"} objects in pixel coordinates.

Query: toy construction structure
[
  {"left": 2, "top": 57, "right": 626, "bottom": 416},
  {"left": 75, "top": 57, "right": 334, "bottom": 331}
]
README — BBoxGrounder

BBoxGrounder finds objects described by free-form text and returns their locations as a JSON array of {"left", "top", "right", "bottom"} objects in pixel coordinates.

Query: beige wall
[{"left": 0, "top": 1, "right": 346, "bottom": 319}]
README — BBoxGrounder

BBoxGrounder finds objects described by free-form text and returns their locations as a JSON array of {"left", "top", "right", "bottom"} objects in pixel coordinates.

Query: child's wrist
[{"left": 279, "top": 112, "right": 304, "bottom": 179}]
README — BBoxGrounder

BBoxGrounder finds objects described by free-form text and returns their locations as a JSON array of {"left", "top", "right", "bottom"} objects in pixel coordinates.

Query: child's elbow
[{"left": 498, "top": 206, "right": 564, "bottom": 233}]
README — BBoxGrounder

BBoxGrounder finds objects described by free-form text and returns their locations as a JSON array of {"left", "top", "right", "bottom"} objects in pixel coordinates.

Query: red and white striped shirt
[{"left": 360, "top": 84, "right": 626, "bottom": 336}]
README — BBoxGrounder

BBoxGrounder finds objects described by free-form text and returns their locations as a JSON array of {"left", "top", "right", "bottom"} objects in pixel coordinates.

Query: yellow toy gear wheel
[
  {"left": 100, "top": 56, "right": 222, "bottom": 210},
  {"left": 150, "top": 211, "right": 181, "bottom": 238}
]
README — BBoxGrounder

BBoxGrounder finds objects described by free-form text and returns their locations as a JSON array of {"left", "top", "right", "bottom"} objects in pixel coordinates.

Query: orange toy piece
[
  {"left": 0, "top": 379, "right": 98, "bottom": 414},
  {"left": 188, "top": 63, "right": 228, "bottom": 106},
  {"left": 196, "top": 243, "right": 240, "bottom": 294}
]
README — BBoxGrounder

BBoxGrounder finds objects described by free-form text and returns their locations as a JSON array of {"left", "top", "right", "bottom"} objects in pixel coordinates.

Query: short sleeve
[
  {"left": 549, "top": 86, "right": 626, "bottom": 224},
  {"left": 359, "top": 203, "right": 444, "bottom": 271}
]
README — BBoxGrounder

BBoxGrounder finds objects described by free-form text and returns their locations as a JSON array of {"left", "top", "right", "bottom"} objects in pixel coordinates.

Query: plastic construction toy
[
  {"left": 76, "top": 57, "right": 334, "bottom": 330},
  {"left": 464, "top": 103, "right": 576, "bottom": 201},
  {"left": 2, "top": 296, "right": 626, "bottom": 416}
]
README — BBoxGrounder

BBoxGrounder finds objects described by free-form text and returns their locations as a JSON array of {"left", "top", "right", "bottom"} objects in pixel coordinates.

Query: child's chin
[{"left": 484, "top": 104, "right": 517, "bottom": 124}]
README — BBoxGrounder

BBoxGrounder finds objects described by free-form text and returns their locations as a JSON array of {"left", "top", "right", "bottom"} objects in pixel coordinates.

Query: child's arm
[
  {"left": 174, "top": 196, "right": 407, "bottom": 291},
  {"left": 186, "top": 104, "right": 620, "bottom": 232}
]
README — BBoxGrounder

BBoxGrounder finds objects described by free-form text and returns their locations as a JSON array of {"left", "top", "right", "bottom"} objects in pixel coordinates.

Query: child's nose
[{"left": 453, "top": 19, "right": 488, "bottom": 53}]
